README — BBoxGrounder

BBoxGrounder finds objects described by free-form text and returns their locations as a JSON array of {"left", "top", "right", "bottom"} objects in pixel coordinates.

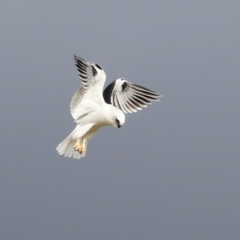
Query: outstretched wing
[
  {"left": 103, "top": 78, "right": 162, "bottom": 113},
  {"left": 70, "top": 56, "right": 106, "bottom": 120},
  {"left": 74, "top": 55, "right": 105, "bottom": 92}
]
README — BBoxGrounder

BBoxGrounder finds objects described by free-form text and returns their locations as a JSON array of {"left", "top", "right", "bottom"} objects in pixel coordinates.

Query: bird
[{"left": 56, "top": 56, "right": 162, "bottom": 159}]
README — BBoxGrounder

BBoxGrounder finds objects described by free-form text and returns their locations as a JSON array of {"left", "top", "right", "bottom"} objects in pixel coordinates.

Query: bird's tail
[{"left": 56, "top": 123, "right": 93, "bottom": 159}]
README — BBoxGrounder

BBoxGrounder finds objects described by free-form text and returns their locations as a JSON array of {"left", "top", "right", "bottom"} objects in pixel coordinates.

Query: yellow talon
[
  {"left": 74, "top": 139, "right": 86, "bottom": 154},
  {"left": 74, "top": 139, "right": 81, "bottom": 151}
]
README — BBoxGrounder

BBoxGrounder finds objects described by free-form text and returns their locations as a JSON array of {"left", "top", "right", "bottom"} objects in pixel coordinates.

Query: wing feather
[
  {"left": 70, "top": 56, "right": 106, "bottom": 121},
  {"left": 74, "top": 56, "right": 95, "bottom": 91},
  {"left": 103, "top": 79, "right": 162, "bottom": 114}
]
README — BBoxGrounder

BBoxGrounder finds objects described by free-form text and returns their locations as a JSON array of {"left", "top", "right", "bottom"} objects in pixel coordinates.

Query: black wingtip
[{"left": 73, "top": 55, "right": 87, "bottom": 63}]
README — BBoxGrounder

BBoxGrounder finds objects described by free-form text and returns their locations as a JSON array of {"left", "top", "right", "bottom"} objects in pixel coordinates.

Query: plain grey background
[{"left": 1, "top": 1, "right": 240, "bottom": 239}]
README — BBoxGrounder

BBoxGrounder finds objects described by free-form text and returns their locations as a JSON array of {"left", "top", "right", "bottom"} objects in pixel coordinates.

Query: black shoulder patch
[
  {"left": 122, "top": 81, "right": 128, "bottom": 91},
  {"left": 91, "top": 65, "right": 97, "bottom": 76},
  {"left": 95, "top": 63, "right": 102, "bottom": 70},
  {"left": 103, "top": 81, "right": 116, "bottom": 104}
]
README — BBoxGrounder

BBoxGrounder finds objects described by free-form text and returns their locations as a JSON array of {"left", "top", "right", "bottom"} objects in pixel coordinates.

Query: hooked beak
[{"left": 116, "top": 119, "right": 121, "bottom": 128}]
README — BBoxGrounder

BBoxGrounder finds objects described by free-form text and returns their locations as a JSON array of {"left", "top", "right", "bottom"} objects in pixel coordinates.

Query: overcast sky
[{"left": 1, "top": 1, "right": 240, "bottom": 239}]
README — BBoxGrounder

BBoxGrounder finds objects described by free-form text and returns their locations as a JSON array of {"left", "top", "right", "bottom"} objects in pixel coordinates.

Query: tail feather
[
  {"left": 57, "top": 137, "right": 81, "bottom": 159},
  {"left": 56, "top": 123, "right": 93, "bottom": 159}
]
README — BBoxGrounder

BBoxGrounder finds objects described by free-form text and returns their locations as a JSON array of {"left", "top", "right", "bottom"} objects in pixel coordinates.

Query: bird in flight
[{"left": 56, "top": 56, "right": 162, "bottom": 159}]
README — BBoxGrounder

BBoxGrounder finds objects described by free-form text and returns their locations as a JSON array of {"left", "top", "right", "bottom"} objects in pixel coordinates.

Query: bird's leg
[
  {"left": 74, "top": 139, "right": 86, "bottom": 154},
  {"left": 80, "top": 139, "right": 86, "bottom": 154},
  {"left": 74, "top": 139, "right": 81, "bottom": 152}
]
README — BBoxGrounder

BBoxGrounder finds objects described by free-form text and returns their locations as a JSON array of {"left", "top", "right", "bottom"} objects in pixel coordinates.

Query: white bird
[{"left": 56, "top": 56, "right": 162, "bottom": 159}]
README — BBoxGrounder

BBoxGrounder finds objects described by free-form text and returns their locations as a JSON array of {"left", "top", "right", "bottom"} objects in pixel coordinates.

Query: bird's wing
[
  {"left": 70, "top": 56, "right": 106, "bottom": 120},
  {"left": 70, "top": 87, "right": 85, "bottom": 120},
  {"left": 103, "top": 78, "right": 162, "bottom": 113},
  {"left": 74, "top": 55, "right": 106, "bottom": 92}
]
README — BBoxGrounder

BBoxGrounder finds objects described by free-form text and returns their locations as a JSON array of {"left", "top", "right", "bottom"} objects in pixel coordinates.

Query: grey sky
[{"left": 1, "top": 1, "right": 240, "bottom": 239}]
